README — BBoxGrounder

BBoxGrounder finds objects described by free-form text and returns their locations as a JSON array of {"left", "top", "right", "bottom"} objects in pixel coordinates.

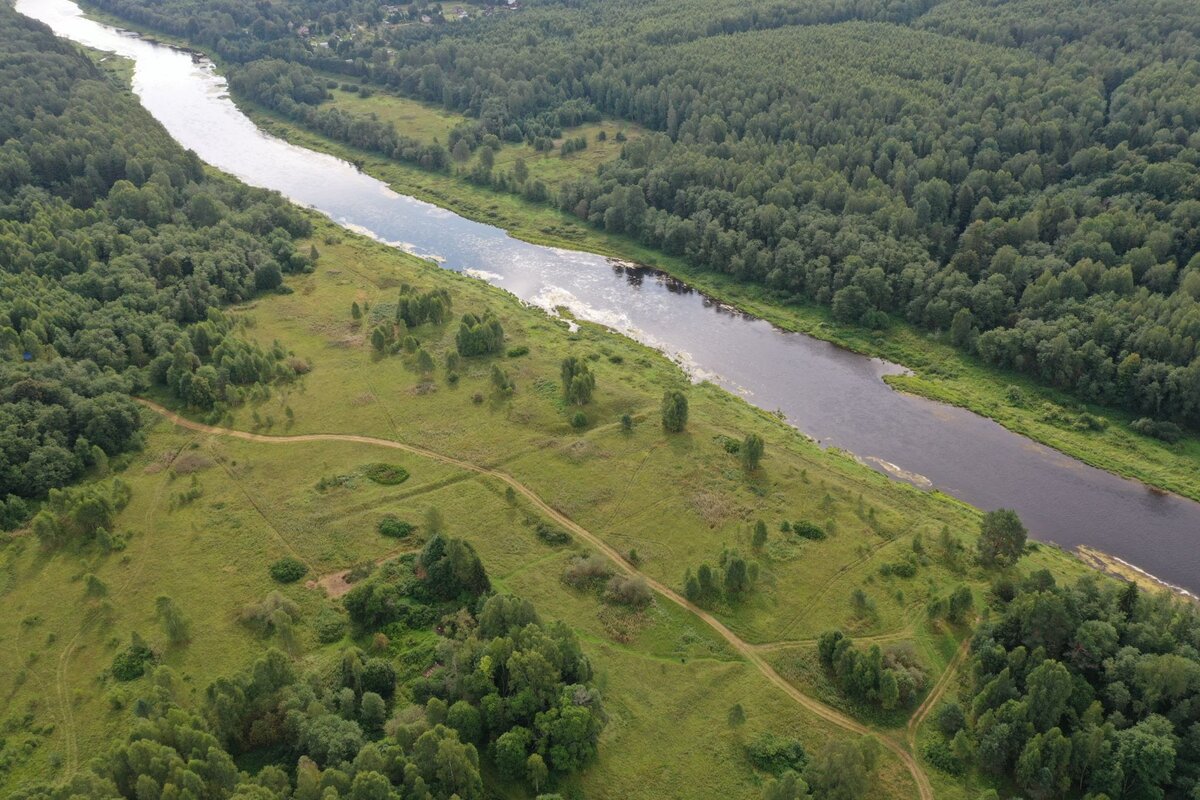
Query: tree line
[{"left": 0, "top": 7, "right": 313, "bottom": 523}]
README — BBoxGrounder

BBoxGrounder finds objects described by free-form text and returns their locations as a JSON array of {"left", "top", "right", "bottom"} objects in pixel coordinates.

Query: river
[{"left": 18, "top": 0, "right": 1200, "bottom": 595}]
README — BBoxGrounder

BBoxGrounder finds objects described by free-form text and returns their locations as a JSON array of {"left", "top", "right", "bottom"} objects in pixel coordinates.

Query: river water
[{"left": 19, "top": 0, "right": 1200, "bottom": 594}]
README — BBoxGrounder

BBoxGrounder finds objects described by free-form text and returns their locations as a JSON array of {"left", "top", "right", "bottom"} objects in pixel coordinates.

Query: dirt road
[{"left": 140, "top": 398, "right": 935, "bottom": 799}]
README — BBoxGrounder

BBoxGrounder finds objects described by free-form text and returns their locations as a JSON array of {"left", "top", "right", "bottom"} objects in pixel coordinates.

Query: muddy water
[{"left": 21, "top": 0, "right": 1200, "bottom": 594}]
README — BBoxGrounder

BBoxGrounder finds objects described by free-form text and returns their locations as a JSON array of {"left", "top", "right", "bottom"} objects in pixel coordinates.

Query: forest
[
  {"left": 0, "top": 7, "right": 312, "bottom": 525},
  {"left": 85, "top": 0, "right": 1200, "bottom": 431},
  {"left": 941, "top": 572, "right": 1200, "bottom": 799}
]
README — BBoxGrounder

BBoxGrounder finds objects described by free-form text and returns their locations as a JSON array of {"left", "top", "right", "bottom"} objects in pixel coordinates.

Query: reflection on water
[{"left": 19, "top": 0, "right": 1200, "bottom": 594}]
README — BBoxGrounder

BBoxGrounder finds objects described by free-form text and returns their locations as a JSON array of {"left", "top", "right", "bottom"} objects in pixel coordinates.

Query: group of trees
[
  {"left": 934, "top": 573, "right": 1200, "bottom": 799},
  {"left": 560, "top": 356, "right": 596, "bottom": 405},
  {"left": 343, "top": 533, "right": 490, "bottom": 629},
  {"left": 455, "top": 312, "right": 504, "bottom": 357},
  {"left": 18, "top": 517, "right": 604, "bottom": 800},
  {"left": 816, "top": 631, "right": 929, "bottom": 712},
  {"left": 0, "top": 7, "right": 313, "bottom": 523},
  {"left": 95, "top": 0, "right": 1200, "bottom": 430},
  {"left": 683, "top": 549, "right": 758, "bottom": 607}
]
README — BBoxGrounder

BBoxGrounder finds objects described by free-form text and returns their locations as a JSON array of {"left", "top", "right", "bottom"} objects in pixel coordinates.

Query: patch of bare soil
[{"left": 309, "top": 568, "right": 355, "bottom": 598}]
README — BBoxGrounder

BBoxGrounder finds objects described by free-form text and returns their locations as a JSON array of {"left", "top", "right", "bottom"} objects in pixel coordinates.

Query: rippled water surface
[{"left": 20, "top": 0, "right": 1200, "bottom": 593}]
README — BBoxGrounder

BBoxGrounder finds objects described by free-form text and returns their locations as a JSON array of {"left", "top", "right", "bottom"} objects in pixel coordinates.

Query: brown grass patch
[
  {"left": 690, "top": 490, "right": 733, "bottom": 527},
  {"left": 171, "top": 452, "right": 213, "bottom": 475}
]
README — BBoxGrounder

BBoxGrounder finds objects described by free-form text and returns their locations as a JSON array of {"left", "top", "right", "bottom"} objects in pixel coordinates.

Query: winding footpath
[{"left": 138, "top": 399, "right": 935, "bottom": 800}]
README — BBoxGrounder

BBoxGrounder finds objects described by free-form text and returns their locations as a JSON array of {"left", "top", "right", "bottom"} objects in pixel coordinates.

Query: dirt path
[
  {"left": 139, "top": 399, "right": 934, "bottom": 800},
  {"left": 906, "top": 638, "right": 971, "bottom": 752},
  {"left": 752, "top": 628, "right": 913, "bottom": 653}
]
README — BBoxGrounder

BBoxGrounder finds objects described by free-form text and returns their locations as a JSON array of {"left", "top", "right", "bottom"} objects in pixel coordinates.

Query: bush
[
  {"left": 269, "top": 556, "right": 308, "bottom": 583},
  {"left": 563, "top": 553, "right": 612, "bottom": 587},
  {"left": 535, "top": 521, "right": 571, "bottom": 545},
  {"left": 603, "top": 574, "right": 652, "bottom": 608},
  {"left": 240, "top": 591, "right": 302, "bottom": 635},
  {"left": 378, "top": 516, "right": 416, "bottom": 538},
  {"left": 879, "top": 553, "right": 918, "bottom": 578},
  {"left": 111, "top": 638, "right": 155, "bottom": 681},
  {"left": 746, "top": 732, "right": 807, "bottom": 774},
  {"left": 1131, "top": 417, "right": 1183, "bottom": 443},
  {"left": 506, "top": 345, "right": 529, "bottom": 358},
  {"left": 921, "top": 737, "right": 964, "bottom": 775},
  {"left": 314, "top": 607, "right": 349, "bottom": 643},
  {"left": 362, "top": 463, "right": 410, "bottom": 485},
  {"left": 792, "top": 521, "right": 827, "bottom": 540},
  {"left": 570, "top": 411, "right": 588, "bottom": 429}
]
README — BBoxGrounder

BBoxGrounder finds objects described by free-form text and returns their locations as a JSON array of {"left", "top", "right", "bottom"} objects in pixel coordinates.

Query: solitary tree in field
[
  {"left": 661, "top": 389, "right": 688, "bottom": 432},
  {"left": 752, "top": 520, "right": 768, "bottom": 550},
  {"left": 351, "top": 301, "right": 362, "bottom": 321},
  {"left": 155, "top": 595, "right": 190, "bottom": 645},
  {"left": 977, "top": 508, "right": 1027, "bottom": 567},
  {"left": 741, "top": 433, "right": 765, "bottom": 471},
  {"left": 415, "top": 348, "right": 435, "bottom": 375}
]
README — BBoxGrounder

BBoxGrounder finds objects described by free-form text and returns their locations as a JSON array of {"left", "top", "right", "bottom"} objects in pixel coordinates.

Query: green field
[
  {"left": 1, "top": 215, "right": 1106, "bottom": 798},
  {"left": 321, "top": 84, "right": 644, "bottom": 190}
]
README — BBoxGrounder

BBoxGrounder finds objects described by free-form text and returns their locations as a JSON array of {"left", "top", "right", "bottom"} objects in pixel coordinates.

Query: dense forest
[
  {"left": 86, "top": 0, "right": 1200, "bottom": 430},
  {"left": 0, "top": 7, "right": 311, "bottom": 522},
  {"left": 927, "top": 572, "right": 1200, "bottom": 800}
]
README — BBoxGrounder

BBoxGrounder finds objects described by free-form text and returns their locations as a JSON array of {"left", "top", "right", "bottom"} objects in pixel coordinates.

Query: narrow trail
[
  {"left": 54, "top": 433, "right": 192, "bottom": 777},
  {"left": 752, "top": 628, "right": 913, "bottom": 653},
  {"left": 907, "top": 638, "right": 972, "bottom": 752},
  {"left": 138, "top": 399, "right": 934, "bottom": 800}
]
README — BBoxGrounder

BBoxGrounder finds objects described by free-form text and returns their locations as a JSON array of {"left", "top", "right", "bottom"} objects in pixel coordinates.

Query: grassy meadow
[{"left": 0, "top": 207, "right": 1124, "bottom": 798}]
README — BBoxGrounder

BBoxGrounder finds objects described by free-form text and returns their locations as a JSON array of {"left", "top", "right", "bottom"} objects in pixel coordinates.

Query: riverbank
[
  {"left": 66, "top": 4, "right": 1200, "bottom": 503},
  {"left": 229, "top": 100, "right": 1200, "bottom": 504}
]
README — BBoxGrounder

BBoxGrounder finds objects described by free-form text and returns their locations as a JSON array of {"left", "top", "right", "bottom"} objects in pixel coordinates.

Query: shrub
[
  {"left": 535, "top": 521, "right": 571, "bottom": 545},
  {"left": 563, "top": 553, "right": 612, "bottom": 587},
  {"left": 378, "top": 516, "right": 416, "bottom": 538},
  {"left": 921, "top": 737, "right": 964, "bottom": 775},
  {"left": 1131, "top": 417, "right": 1183, "bottom": 443},
  {"left": 506, "top": 345, "right": 529, "bottom": 358},
  {"left": 269, "top": 556, "right": 308, "bottom": 583},
  {"left": 570, "top": 411, "right": 588, "bottom": 429},
  {"left": 792, "top": 521, "right": 827, "bottom": 540},
  {"left": 111, "top": 637, "right": 155, "bottom": 681},
  {"left": 240, "top": 591, "right": 302, "bottom": 635},
  {"left": 603, "top": 574, "right": 652, "bottom": 608},
  {"left": 879, "top": 553, "right": 918, "bottom": 578},
  {"left": 314, "top": 607, "right": 348, "bottom": 643},
  {"left": 746, "top": 732, "right": 806, "bottom": 774},
  {"left": 362, "top": 463, "right": 410, "bottom": 485}
]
